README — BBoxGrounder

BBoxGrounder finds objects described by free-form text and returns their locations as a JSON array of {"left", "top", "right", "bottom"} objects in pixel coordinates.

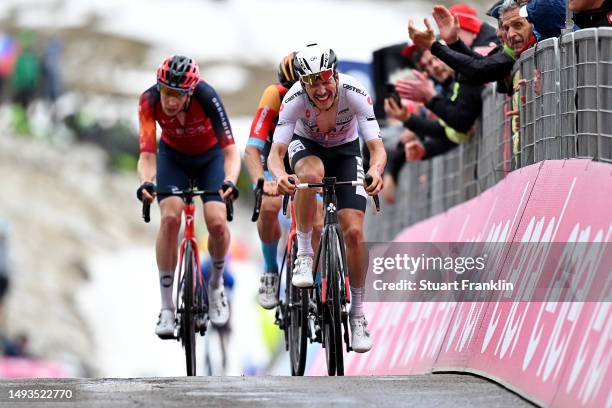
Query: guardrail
[{"left": 366, "top": 27, "right": 612, "bottom": 241}]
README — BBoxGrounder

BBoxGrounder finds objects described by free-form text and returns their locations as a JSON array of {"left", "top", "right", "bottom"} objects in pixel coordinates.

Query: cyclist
[
  {"left": 136, "top": 55, "right": 240, "bottom": 338},
  {"left": 244, "top": 52, "right": 323, "bottom": 310},
  {"left": 268, "top": 44, "right": 386, "bottom": 352}
]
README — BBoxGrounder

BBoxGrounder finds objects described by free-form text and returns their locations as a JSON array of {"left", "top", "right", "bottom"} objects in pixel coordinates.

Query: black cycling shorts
[
  {"left": 156, "top": 139, "right": 224, "bottom": 203},
  {"left": 288, "top": 135, "right": 367, "bottom": 212}
]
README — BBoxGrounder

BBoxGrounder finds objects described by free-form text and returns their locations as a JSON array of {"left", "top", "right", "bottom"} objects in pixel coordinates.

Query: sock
[
  {"left": 349, "top": 287, "right": 364, "bottom": 318},
  {"left": 210, "top": 258, "right": 225, "bottom": 289},
  {"left": 297, "top": 230, "right": 314, "bottom": 257},
  {"left": 261, "top": 240, "right": 279, "bottom": 274},
  {"left": 159, "top": 270, "right": 175, "bottom": 311}
]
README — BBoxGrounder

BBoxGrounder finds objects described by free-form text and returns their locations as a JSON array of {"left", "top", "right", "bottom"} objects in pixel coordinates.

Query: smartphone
[{"left": 385, "top": 83, "right": 402, "bottom": 106}]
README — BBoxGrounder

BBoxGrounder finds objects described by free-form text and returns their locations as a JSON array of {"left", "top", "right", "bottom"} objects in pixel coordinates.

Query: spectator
[
  {"left": 519, "top": 0, "right": 567, "bottom": 39},
  {"left": 448, "top": 3, "right": 499, "bottom": 51},
  {"left": 0, "top": 33, "right": 17, "bottom": 105},
  {"left": 570, "top": 0, "right": 612, "bottom": 28},
  {"left": 42, "top": 36, "right": 63, "bottom": 104},
  {"left": 10, "top": 31, "right": 41, "bottom": 110},
  {"left": 409, "top": 2, "right": 534, "bottom": 95}
]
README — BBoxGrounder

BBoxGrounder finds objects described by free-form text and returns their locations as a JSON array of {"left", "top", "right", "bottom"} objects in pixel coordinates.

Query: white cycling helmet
[{"left": 293, "top": 43, "right": 338, "bottom": 85}]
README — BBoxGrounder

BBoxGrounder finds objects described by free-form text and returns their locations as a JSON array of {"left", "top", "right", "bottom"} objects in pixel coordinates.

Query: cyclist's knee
[
  {"left": 342, "top": 224, "right": 363, "bottom": 248},
  {"left": 207, "top": 218, "right": 228, "bottom": 238},
  {"left": 261, "top": 196, "right": 281, "bottom": 217},
  {"left": 160, "top": 212, "right": 182, "bottom": 232}
]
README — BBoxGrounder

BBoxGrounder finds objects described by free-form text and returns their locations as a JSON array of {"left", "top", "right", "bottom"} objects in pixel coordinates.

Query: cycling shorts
[
  {"left": 288, "top": 136, "right": 367, "bottom": 212},
  {"left": 156, "top": 139, "right": 224, "bottom": 203}
]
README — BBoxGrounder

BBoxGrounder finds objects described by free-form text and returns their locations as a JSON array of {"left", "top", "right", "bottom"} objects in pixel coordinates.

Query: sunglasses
[
  {"left": 158, "top": 83, "right": 190, "bottom": 97},
  {"left": 300, "top": 68, "right": 335, "bottom": 86}
]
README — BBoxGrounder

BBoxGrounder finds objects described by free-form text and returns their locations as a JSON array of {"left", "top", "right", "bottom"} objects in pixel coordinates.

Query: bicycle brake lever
[{"left": 251, "top": 177, "right": 264, "bottom": 222}]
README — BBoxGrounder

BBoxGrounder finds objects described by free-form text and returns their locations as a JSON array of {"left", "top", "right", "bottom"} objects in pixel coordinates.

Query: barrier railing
[{"left": 365, "top": 27, "right": 612, "bottom": 241}]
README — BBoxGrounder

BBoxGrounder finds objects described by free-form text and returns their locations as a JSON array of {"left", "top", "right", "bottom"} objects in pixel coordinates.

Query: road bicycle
[{"left": 142, "top": 180, "right": 234, "bottom": 376}]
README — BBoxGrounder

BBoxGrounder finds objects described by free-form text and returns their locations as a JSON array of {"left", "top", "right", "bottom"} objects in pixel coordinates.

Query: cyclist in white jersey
[{"left": 268, "top": 43, "right": 386, "bottom": 353}]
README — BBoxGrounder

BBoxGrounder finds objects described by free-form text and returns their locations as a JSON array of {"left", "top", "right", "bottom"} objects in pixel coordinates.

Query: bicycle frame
[{"left": 176, "top": 196, "right": 203, "bottom": 310}]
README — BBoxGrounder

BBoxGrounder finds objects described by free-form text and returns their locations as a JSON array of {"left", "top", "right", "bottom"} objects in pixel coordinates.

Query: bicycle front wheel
[
  {"left": 322, "top": 227, "right": 344, "bottom": 376},
  {"left": 180, "top": 241, "right": 197, "bottom": 376},
  {"left": 287, "top": 238, "right": 308, "bottom": 376}
]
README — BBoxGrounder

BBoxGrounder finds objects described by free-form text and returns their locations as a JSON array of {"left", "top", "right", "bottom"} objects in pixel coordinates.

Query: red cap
[{"left": 449, "top": 3, "right": 482, "bottom": 34}]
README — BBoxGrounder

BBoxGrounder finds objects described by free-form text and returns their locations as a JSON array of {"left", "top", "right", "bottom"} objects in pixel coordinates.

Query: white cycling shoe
[
  {"left": 155, "top": 309, "right": 176, "bottom": 339},
  {"left": 258, "top": 272, "right": 280, "bottom": 309},
  {"left": 350, "top": 315, "right": 372, "bottom": 353},
  {"left": 292, "top": 255, "right": 314, "bottom": 288},
  {"left": 208, "top": 285, "right": 230, "bottom": 327}
]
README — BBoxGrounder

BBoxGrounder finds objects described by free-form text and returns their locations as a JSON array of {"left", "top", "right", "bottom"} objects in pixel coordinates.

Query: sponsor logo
[
  {"left": 327, "top": 203, "right": 336, "bottom": 213},
  {"left": 367, "top": 96, "right": 373, "bottom": 105},
  {"left": 342, "top": 83, "right": 367, "bottom": 96},
  {"left": 279, "top": 104, "right": 284, "bottom": 112},
  {"left": 288, "top": 139, "right": 305, "bottom": 161},
  {"left": 254, "top": 107, "right": 269, "bottom": 134},
  {"left": 284, "top": 90, "right": 304, "bottom": 103}
]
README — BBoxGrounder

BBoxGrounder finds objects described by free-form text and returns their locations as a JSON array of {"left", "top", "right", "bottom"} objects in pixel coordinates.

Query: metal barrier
[{"left": 367, "top": 28, "right": 612, "bottom": 241}]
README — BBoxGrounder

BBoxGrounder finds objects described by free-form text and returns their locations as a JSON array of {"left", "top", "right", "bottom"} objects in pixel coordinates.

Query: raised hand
[
  {"left": 432, "top": 5, "right": 460, "bottom": 44},
  {"left": 395, "top": 70, "right": 437, "bottom": 104},
  {"left": 408, "top": 18, "right": 435, "bottom": 50}
]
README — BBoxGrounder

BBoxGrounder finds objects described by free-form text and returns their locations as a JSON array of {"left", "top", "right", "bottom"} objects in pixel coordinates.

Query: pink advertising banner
[{"left": 307, "top": 160, "right": 611, "bottom": 408}]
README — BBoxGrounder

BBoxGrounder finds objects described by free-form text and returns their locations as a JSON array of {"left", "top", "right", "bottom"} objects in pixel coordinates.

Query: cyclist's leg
[
  {"left": 328, "top": 141, "right": 371, "bottom": 351},
  {"left": 290, "top": 137, "right": 324, "bottom": 258},
  {"left": 289, "top": 136, "right": 324, "bottom": 287},
  {"left": 156, "top": 140, "right": 190, "bottom": 312},
  {"left": 197, "top": 145, "right": 228, "bottom": 290},
  {"left": 258, "top": 173, "right": 282, "bottom": 274},
  {"left": 198, "top": 145, "right": 230, "bottom": 326}
]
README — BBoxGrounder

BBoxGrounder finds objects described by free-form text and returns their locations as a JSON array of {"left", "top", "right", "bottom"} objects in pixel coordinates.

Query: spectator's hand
[
  {"left": 277, "top": 174, "right": 299, "bottom": 195},
  {"left": 384, "top": 97, "right": 411, "bottom": 122},
  {"left": 432, "top": 5, "right": 460, "bottom": 44},
  {"left": 408, "top": 18, "right": 436, "bottom": 50},
  {"left": 405, "top": 140, "right": 426, "bottom": 161},
  {"left": 506, "top": 109, "right": 519, "bottom": 118},
  {"left": 263, "top": 180, "right": 279, "bottom": 196},
  {"left": 400, "top": 129, "right": 417, "bottom": 144},
  {"left": 396, "top": 71, "right": 437, "bottom": 104},
  {"left": 382, "top": 174, "right": 396, "bottom": 204}
]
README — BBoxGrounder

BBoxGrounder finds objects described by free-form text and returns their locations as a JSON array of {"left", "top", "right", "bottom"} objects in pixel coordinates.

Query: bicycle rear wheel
[
  {"left": 180, "top": 241, "right": 197, "bottom": 376},
  {"left": 287, "top": 238, "right": 308, "bottom": 376},
  {"left": 322, "top": 228, "right": 344, "bottom": 376}
]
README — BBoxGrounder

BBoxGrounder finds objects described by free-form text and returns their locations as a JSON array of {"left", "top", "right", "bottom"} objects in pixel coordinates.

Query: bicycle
[
  {"left": 253, "top": 175, "right": 379, "bottom": 376},
  {"left": 142, "top": 180, "right": 234, "bottom": 376},
  {"left": 252, "top": 177, "right": 308, "bottom": 375}
]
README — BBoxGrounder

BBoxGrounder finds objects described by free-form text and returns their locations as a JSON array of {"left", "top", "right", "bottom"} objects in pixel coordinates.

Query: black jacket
[
  {"left": 573, "top": 0, "right": 612, "bottom": 28},
  {"left": 431, "top": 40, "right": 514, "bottom": 87}
]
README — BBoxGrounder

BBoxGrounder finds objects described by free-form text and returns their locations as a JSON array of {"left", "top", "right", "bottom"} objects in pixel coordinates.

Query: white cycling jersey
[{"left": 272, "top": 73, "right": 381, "bottom": 147}]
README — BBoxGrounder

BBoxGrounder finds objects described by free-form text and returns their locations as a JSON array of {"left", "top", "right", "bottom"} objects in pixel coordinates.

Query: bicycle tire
[
  {"left": 181, "top": 241, "right": 197, "bottom": 376},
  {"left": 287, "top": 238, "right": 308, "bottom": 376},
  {"left": 322, "top": 228, "right": 344, "bottom": 376}
]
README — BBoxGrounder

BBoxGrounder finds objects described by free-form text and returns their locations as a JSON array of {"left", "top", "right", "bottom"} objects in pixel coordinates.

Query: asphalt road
[{"left": 0, "top": 374, "right": 534, "bottom": 408}]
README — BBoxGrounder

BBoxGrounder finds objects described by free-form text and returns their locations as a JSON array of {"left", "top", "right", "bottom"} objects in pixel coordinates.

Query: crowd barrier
[
  {"left": 309, "top": 159, "right": 611, "bottom": 407},
  {"left": 365, "top": 27, "right": 612, "bottom": 242}
]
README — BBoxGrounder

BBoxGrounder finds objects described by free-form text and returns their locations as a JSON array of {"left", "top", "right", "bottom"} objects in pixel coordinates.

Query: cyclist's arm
[
  {"left": 245, "top": 85, "right": 282, "bottom": 183},
  {"left": 344, "top": 76, "right": 386, "bottom": 189},
  {"left": 195, "top": 82, "right": 240, "bottom": 184},
  {"left": 269, "top": 83, "right": 301, "bottom": 178},
  {"left": 268, "top": 143, "right": 289, "bottom": 180},
  {"left": 223, "top": 144, "right": 241, "bottom": 185},
  {"left": 138, "top": 89, "right": 158, "bottom": 184}
]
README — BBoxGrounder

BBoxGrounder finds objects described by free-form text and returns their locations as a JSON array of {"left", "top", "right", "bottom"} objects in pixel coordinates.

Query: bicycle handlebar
[
  {"left": 251, "top": 178, "right": 265, "bottom": 222},
  {"left": 281, "top": 175, "right": 380, "bottom": 214},
  {"left": 141, "top": 188, "right": 234, "bottom": 223}
]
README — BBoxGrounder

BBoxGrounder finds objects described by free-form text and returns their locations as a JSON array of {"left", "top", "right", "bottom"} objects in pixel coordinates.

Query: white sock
[
  {"left": 159, "top": 270, "right": 175, "bottom": 311},
  {"left": 210, "top": 258, "right": 225, "bottom": 289},
  {"left": 297, "top": 230, "right": 314, "bottom": 257},
  {"left": 349, "top": 287, "right": 364, "bottom": 318}
]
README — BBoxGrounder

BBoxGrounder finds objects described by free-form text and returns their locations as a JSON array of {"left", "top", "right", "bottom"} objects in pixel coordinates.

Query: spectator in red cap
[{"left": 449, "top": 3, "right": 498, "bottom": 51}]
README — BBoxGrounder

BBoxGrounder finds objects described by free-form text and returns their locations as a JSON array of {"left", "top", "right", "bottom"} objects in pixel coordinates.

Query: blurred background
[{"left": 0, "top": 0, "right": 500, "bottom": 377}]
